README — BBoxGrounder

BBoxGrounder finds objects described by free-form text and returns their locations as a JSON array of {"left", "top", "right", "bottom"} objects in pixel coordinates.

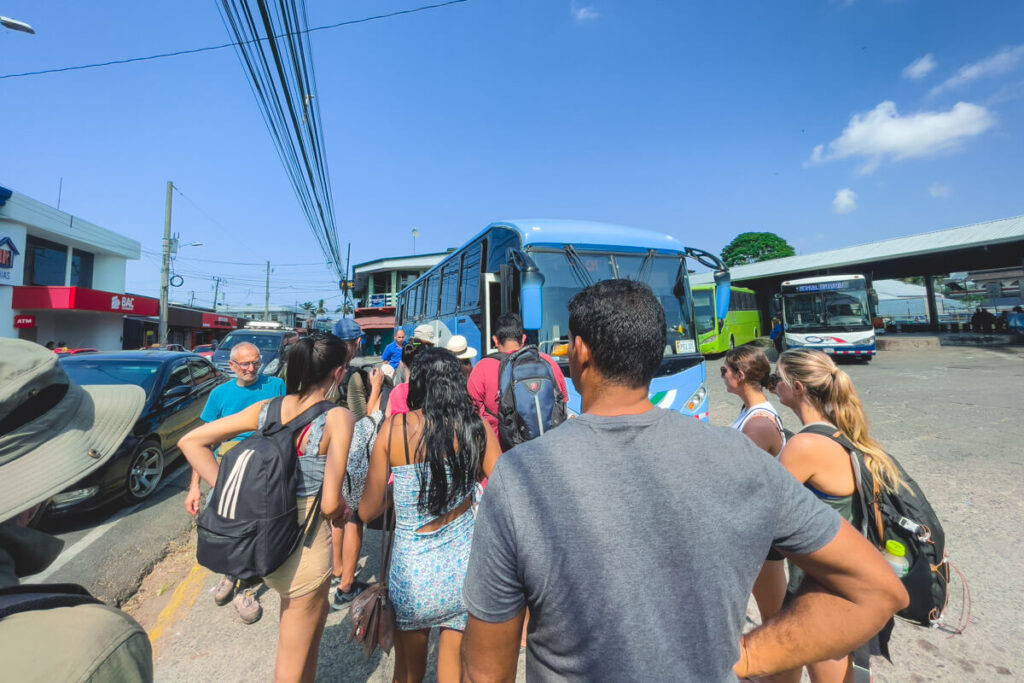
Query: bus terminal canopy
[{"left": 691, "top": 214, "right": 1024, "bottom": 290}]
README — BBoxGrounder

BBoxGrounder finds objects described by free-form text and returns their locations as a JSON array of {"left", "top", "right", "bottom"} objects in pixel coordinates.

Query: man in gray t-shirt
[{"left": 461, "top": 279, "right": 907, "bottom": 681}]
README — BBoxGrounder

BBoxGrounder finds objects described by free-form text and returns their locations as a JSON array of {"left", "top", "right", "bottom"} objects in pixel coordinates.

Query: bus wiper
[
  {"left": 563, "top": 245, "right": 594, "bottom": 288},
  {"left": 635, "top": 249, "right": 656, "bottom": 284}
]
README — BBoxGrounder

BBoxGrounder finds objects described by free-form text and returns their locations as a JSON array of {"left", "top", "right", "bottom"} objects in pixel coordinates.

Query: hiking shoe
[
  {"left": 234, "top": 588, "right": 263, "bottom": 624},
  {"left": 213, "top": 575, "right": 236, "bottom": 606},
  {"left": 331, "top": 582, "right": 369, "bottom": 611}
]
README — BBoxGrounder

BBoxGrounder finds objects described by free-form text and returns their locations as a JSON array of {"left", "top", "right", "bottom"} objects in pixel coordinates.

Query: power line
[{"left": 0, "top": 0, "right": 472, "bottom": 81}]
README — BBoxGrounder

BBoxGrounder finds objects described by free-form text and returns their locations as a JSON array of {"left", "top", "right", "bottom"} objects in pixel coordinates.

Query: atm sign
[{"left": 14, "top": 314, "right": 35, "bottom": 328}]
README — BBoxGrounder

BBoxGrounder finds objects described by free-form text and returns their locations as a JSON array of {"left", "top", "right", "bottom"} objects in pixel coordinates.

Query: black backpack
[
  {"left": 196, "top": 397, "right": 334, "bottom": 580},
  {"left": 337, "top": 366, "right": 370, "bottom": 410},
  {"left": 800, "top": 424, "right": 962, "bottom": 630},
  {"left": 488, "top": 346, "right": 567, "bottom": 449}
]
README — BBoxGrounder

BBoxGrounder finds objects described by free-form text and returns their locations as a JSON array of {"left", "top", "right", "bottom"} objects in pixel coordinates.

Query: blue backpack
[{"left": 490, "top": 345, "right": 567, "bottom": 450}]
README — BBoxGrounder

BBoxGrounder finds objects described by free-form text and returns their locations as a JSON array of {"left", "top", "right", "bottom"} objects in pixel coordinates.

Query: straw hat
[{"left": 445, "top": 334, "right": 478, "bottom": 360}]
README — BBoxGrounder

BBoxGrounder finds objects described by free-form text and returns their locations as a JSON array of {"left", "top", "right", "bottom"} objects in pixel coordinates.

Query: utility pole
[
  {"left": 264, "top": 261, "right": 271, "bottom": 321},
  {"left": 212, "top": 276, "right": 225, "bottom": 311},
  {"left": 158, "top": 181, "right": 173, "bottom": 344}
]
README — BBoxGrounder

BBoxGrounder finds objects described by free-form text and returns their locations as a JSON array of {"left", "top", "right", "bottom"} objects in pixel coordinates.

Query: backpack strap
[
  {"left": 797, "top": 424, "right": 885, "bottom": 544},
  {"left": 0, "top": 583, "right": 101, "bottom": 619}
]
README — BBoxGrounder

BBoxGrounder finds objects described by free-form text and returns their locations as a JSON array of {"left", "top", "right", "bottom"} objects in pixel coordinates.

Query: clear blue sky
[{"left": 2, "top": 0, "right": 1022, "bottom": 309}]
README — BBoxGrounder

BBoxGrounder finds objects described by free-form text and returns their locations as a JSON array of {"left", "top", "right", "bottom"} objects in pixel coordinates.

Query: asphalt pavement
[{"left": 72, "top": 343, "right": 1024, "bottom": 681}]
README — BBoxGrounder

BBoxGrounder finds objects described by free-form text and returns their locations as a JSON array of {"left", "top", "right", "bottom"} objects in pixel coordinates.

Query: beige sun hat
[
  {"left": 0, "top": 339, "right": 146, "bottom": 521},
  {"left": 445, "top": 335, "right": 478, "bottom": 361},
  {"left": 412, "top": 323, "right": 436, "bottom": 344}
]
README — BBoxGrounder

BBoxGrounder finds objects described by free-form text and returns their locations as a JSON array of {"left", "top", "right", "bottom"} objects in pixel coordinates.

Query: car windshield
[
  {"left": 218, "top": 332, "right": 282, "bottom": 353},
  {"left": 528, "top": 248, "right": 699, "bottom": 357},
  {"left": 783, "top": 288, "right": 872, "bottom": 331},
  {"left": 61, "top": 360, "right": 163, "bottom": 396}
]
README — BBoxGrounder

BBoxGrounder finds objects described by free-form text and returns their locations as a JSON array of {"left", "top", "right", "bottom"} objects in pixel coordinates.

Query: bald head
[
  {"left": 230, "top": 342, "right": 259, "bottom": 360},
  {"left": 229, "top": 342, "right": 262, "bottom": 385}
]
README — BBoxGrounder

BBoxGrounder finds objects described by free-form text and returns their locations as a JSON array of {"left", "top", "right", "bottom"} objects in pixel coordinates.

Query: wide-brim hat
[
  {"left": 0, "top": 339, "right": 146, "bottom": 521},
  {"left": 412, "top": 324, "right": 436, "bottom": 344},
  {"left": 445, "top": 334, "right": 478, "bottom": 361}
]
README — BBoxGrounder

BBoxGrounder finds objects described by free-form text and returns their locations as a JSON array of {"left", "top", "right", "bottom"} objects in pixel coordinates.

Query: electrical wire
[{"left": 0, "top": 0, "right": 473, "bottom": 80}]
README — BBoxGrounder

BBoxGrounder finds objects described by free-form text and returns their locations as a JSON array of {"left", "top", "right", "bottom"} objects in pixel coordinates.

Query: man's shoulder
[{"left": 259, "top": 375, "right": 287, "bottom": 392}]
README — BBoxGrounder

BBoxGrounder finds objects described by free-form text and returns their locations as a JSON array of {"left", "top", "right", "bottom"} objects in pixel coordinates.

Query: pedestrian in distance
[
  {"left": 357, "top": 346, "right": 502, "bottom": 683},
  {"left": 769, "top": 348, "right": 910, "bottom": 683},
  {"left": 721, "top": 345, "right": 788, "bottom": 625},
  {"left": 460, "top": 279, "right": 907, "bottom": 681},
  {"left": 333, "top": 318, "right": 371, "bottom": 421},
  {"left": 381, "top": 328, "right": 407, "bottom": 370},
  {"left": 769, "top": 316, "right": 784, "bottom": 355},
  {"left": 179, "top": 333, "right": 355, "bottom": 683},
  {"left": 445, "top": 334, "right": 478, "bottom": 380},
  {"left": 44, "top": 340, "right": 55, "bottom": 350},
  {"left": 0, "top": 339, "right": 154, "bottom": 682},
  {"left": 185, "top": 341, "right": 286, "bottom": 624}
]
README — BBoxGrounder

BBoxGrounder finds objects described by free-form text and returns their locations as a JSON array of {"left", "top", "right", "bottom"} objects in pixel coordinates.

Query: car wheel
[{"left": 125, "top": 439, "right": 165, "bottom": 502}]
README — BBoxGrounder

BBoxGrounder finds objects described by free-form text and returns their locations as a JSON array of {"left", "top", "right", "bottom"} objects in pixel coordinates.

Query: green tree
[{"left": 720, "top": 232, "right": 796, "bottom": 267}]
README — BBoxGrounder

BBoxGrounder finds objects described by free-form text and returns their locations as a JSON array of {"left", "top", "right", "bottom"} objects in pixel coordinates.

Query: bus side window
[{"left": 459, "top": 243, "right": 482, "bottom": 311}]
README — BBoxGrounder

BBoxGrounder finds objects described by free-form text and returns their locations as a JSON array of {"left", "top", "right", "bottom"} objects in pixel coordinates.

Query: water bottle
[{"left": 883, "top": 540, "right": 910, "bottom": 577}]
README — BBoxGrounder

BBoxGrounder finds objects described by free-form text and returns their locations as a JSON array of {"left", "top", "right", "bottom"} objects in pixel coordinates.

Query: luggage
[
  {"left": 196, "top": 398, "right": 334, "bottom": 580},
  {"left": 489, "top": 345, "right": 567, "bottom": 449}
]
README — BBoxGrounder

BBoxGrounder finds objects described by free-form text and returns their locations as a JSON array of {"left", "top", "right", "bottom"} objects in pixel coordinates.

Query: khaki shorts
[{"left": 263, "top": 495, "right": 332, "bottom": 599}]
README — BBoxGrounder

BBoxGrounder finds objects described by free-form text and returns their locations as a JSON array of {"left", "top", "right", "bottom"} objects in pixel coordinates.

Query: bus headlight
[{"left": 684, "top": 385, "right": 707, "bottom": 413}]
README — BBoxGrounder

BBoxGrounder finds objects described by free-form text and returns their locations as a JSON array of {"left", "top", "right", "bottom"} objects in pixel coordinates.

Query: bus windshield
[
  {"left": 783, "top": 288, "right": 872, "bottom": 331},
  {"left": 528, "top": 249, "right": 698, "bottom": 356}
]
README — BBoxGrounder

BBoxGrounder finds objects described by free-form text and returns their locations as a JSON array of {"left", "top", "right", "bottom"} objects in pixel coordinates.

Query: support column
[{"left": 925, "top": 275, "right": 940, "bottom": 332}]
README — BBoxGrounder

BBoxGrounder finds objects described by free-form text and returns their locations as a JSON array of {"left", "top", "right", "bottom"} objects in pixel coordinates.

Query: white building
[{"left": 0, "top": 186, "right": 155, "bottom": 349}]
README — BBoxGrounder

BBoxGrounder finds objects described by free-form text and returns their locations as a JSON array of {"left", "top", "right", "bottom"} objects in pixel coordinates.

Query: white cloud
[
  {"left": 903, "top": 54, "right": 936, "bottom": 80},
  {"left": 931, "top": 45, "right": 1024, "bottom": 96},
  {"left": 833, "top": 188, "right": 857, "bottom": 214},
  {"left": 807, "top": 100, "right": 995, "bottom": 174},
  {"left": 929, "top": 183, "right": 950, "bottom": 198},
  {"left": 570, "top": 1, "right": 599, "bottom": 21}
]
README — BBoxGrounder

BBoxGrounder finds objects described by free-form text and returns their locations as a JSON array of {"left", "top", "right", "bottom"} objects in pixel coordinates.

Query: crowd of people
[{"left": 0, "top": 277, "right": 913, "bottom": 683}]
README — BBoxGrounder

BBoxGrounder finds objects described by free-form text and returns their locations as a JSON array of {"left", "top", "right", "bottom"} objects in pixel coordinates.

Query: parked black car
[{"left": 48, "top": 351, "right": 226, "bottom": 515}]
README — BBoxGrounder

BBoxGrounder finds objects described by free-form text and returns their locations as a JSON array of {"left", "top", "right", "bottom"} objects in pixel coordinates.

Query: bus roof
[
  {"left": 781, "top": 274, "right": 866, "bottom": 286},
  {"left": 487, "top": 219, "right": 686, "bottom": 253}
]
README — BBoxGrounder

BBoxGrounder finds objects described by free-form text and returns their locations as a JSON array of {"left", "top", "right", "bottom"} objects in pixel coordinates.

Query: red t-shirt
[{"left": 467, "top": 352, "right": 569, "bottom": 446}]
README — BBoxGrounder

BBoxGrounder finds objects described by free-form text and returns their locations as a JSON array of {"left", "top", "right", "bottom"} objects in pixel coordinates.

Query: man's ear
[
  {"left": 571, "top": 335, "right": 591, "bottom": 367},
  {"left": 520, "top": 335, "right": 527, "bottom": 346},
  {"left": 492, "top": 335, "right": 500, "bottom": 350}
]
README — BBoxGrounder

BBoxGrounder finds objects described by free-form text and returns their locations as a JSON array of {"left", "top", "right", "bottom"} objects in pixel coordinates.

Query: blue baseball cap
[{"left": 333, "top": 318, "right": 363, "bottom": 341}]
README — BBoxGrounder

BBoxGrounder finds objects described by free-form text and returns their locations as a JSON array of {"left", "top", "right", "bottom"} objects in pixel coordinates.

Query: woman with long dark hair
[
  {"left": 180, "top": 333, "right": 355, "bottom": 682},
  {"left": 720, "top": 345, "right": 788, "bottom": 625},
  {"left": 771, "top": 348, "right": 904, "bottom": 683},
  {"left": 358, "top": 347, "right": 501, "bottom": 682}
]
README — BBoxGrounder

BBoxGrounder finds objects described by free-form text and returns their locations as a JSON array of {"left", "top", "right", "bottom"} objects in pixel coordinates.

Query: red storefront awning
[
  {"left": 354, "top": 306, "right": 395, "bottom": 330},
  {"left": 12, "top": 286, "right": 160, "bottom": 316},
  {"left": 202, "top": 312, "right": 239, "bottom": 329}
]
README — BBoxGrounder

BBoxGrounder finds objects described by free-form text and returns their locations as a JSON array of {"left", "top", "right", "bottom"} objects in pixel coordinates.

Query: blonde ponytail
[{"left": 777, "top": 349, "right": 904, "bottom": 492}]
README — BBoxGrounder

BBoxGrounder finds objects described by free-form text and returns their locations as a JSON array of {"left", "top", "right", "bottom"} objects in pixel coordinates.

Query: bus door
[{"left": 483, "top": 272, "right": 501, "bottom": 354}]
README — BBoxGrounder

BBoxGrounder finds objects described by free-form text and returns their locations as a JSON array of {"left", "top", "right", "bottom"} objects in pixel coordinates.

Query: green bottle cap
[{"left": 885, "top": 540, "right": 907, "bottom": 557}]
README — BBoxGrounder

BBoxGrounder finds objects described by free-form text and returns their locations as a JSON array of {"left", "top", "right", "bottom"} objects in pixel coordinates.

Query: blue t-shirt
[
  {"left": 201, "top": 374, "right": 286, "bottom": 438},
  {"left": 381, "top": 341, "right": 406, "bottom": 368}
]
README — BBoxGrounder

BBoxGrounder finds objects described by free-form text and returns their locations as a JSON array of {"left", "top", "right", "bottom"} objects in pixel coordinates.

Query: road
[{"left": 40, "top": 343, "right": 1024, "bottom": 681}]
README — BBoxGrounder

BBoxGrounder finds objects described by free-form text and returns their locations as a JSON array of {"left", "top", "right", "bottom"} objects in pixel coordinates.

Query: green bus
[{"left": 693, "top": 285, "right": 762, "bottom": 354}]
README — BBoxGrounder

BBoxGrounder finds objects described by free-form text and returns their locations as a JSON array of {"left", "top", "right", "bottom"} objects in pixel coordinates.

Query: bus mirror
[
  {"left": 713, "top": 270, "right": 731, "bottom": 320},
  {"left": 522, "top": 269, "right": 544, "bottom": 330},
  {"left": 869, "top": 289, "right": 879, "bottom": 306}
]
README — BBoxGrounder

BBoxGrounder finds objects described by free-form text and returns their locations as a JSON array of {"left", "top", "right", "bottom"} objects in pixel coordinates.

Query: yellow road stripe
[{"left": 148, "top": 564, "right": 209, "bottom": 647}]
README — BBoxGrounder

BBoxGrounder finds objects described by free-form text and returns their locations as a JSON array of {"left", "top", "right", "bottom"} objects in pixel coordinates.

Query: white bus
[{"left": 775, "top": 274, "right": 878, "bottom": 359}]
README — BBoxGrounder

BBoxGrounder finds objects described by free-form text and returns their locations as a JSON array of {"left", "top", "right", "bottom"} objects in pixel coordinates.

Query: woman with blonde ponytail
[{"left": 770, "top": 348, "right": 900, "bottom": 683}]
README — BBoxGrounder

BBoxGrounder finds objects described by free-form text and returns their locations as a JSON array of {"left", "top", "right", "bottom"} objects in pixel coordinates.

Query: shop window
[
  {"left": 25, "top": 236, "right": 68, "bottom": 286},
  {"left": 71, "top": 249, "right": 94, "bottom": 288},
  {"left": 372, "top": 272, "right": 390, "bottom": 294}
]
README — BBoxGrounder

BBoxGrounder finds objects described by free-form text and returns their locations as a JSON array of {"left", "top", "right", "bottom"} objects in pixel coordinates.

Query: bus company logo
[
  {"left": 0, "top": 236, "right": 19, "bottom": 269},
  {"left": 804, "top": 335, "right": 849, "bottom": 344}
]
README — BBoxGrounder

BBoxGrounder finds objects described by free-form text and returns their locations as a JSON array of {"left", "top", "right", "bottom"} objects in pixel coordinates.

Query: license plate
[{"left": 675, "top": 340, "right": 696, "bottom": 354}]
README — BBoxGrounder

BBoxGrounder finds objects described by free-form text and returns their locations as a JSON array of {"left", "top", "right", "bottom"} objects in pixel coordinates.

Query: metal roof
[{"left": 692, "top": 214, "right": 1024, "bottom": 285}]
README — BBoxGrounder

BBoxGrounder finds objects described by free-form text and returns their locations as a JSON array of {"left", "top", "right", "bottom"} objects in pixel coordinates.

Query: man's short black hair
[
  {"left": 494, "top": 312, "right": 524, "bottom": 344},
  {"left": 568, "top": 279, "right": 666, "bottom": 388}
]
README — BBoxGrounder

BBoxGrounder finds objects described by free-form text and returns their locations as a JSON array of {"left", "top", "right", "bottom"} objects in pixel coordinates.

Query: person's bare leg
[
  {"left": 437, "top": 628, "right": 464, "bottom": 683},
  {"left": 274, "top": 579, "right": 331, "bottom": 683},
  {"left": 807, "top": 655, "right": 854, "bottom": 683},
  {"left": 520, "top": 608, "right": 529, "bottom": 648},
  {"left": 393, "top": 629, "right": 430, "bottom": 683},
  {"left": 752, "top": 560, "right": 787, "bottom": 623},
  {"left": 340, "top": 520, "right": 364, "bottom": 591},
  {"left": 331, "top": 523, "right": 344, "bottom": 582}
]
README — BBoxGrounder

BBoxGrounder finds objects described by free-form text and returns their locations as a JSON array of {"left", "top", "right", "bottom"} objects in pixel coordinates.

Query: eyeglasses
[
  {"left": 767, "top": 372, "right": 783, "bottom": 388},
  {"left": 231, "top": 360, "right": 262, "bottom": 369}
]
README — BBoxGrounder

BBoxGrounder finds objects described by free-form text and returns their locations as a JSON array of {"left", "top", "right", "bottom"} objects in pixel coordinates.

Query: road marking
[
  {"left": 27, "top": 464, "right": 191, "bottom": 583},
  {"left": 148, "top": 563, "right": 210, "bottom": 647}
]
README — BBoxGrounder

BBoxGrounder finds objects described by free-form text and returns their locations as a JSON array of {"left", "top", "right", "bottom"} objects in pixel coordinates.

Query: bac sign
[
  {"left": 14, "top": 314, "right": 35, "bottom": 329},
  {"left": 109, "top": 295, "right": 136, "bottom": 311},
  {"left": 0, "top": 236, "right": 19, "bottom": 283}
]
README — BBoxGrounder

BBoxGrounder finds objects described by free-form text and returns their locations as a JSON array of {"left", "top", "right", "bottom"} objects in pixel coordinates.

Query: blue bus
[{"left": 395, "top": 220, "right": 731, "bottom": 420}]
